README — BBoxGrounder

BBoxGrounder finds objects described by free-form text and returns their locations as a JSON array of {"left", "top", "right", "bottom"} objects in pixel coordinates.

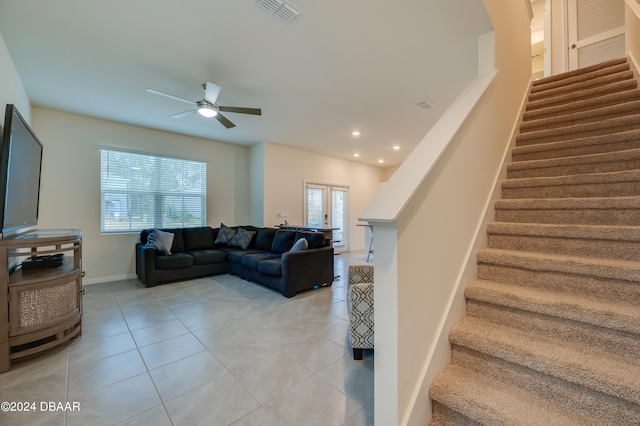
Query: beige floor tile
[
  {"left": 149, "top": 351, "right": 228, "bottom": 401},
  {"left": 68, "top": 331, "right": 137, "bottom": 367},
  {"left": 67, "top": 349, "right": 147, "bottom": 395},
  {"left": 263, "top": 374, "right": 362, "bottom": 426},
  {"left": 0, "top": 408, "right": 64, "bottom": 426},
  {"left": 228, "top": 351, "right": 313, "bottom": 404},
  {"left": 139, "top": 333, "right": 206, "bottom": 370},
  {"left": 284, "top": 334, "right": 348, "bottom": 373},
  {"left": 318, "top": 355, "right": 375, "bottom": 407},
  {"left": 130, "top": 319, "right": 190, "bottom": 348},
  {"left": 66, "top": 373, "right": 161, "bottom": 426},
  {"left": 122, "top": 306, "right": 178, "bottom": 331},
  {"left": 165, "top": 373, "right": 260, "bottom": 425},
  {"left": 115, "top": 404, "right": 172, "bottom": 426},
  {"left": 230, "top": 406, "right": 282, "bottom": 426}
]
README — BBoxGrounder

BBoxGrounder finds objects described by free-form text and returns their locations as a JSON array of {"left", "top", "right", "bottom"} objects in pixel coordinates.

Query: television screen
[{"left": 0, "top": 104, "right": 43, "bottom": 234}]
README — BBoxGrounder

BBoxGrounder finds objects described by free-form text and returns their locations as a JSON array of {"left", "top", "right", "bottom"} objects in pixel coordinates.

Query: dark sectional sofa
[{"left": 135, "top": 225, "right": 335, "bottom": 297}]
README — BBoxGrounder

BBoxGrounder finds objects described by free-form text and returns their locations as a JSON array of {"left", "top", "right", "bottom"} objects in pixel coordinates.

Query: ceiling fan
[{"left": 146, "top": 81, "right": 261, "bottom": 129}]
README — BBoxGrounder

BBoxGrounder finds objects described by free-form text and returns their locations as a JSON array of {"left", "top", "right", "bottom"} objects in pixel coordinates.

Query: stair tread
[
  {"left": 430, "top": 364, "right": 604, "bottom": 426},
  {"left": 532, "top": 57, "right": 627, "bottom": 87},
  {"left": 513, "top": 128, "right": 640, "bottom": 156},
  {"left": 495, "top": 195, "right": 640, "bottom": 210},
  {"left": 520, "top": 99, "right": 640, "bottom": 133},
  {"left": 516, "top": 114, "right": 640, "bottom": 143},
  {"left": 503, "top": 170, "right": 640, "bottom": 189},
  {"left": 486, "top": 222, "right": 640, "bottom": 242},
  {"left": 477, "top": 247, "right": 640, "bottom": 282},
  {"left": 526, "top": 79, "right": 638, "bottom": 111},
  {"left": 466, "top": 279, "right": 640, "bottom": 334},
  {"left": 528, "top": 70, "right": 634, "bottom": 102},
  {"left": 449, "top": 316, "right": 640, "bottom": 404},
  {"left": 523, "top": 88, "right": 640, "bottom": 122}
]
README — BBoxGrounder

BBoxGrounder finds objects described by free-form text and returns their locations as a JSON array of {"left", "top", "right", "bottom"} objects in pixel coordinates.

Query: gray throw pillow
[
  {"left": 147, "top": 229, "right": 174, "bottom": 255},
  {"left": 214, "top": 223, "right": 237, "bottom": 245},
  {"left": 289, "top": 237, "right": 308, "bottom": 252},
  {"left": 228, "top": 227, "right": 256, "bottom": 250}
]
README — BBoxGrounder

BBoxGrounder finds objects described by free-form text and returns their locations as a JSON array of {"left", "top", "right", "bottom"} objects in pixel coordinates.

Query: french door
[
  {"left": 304, "top": 183, "right": 349, "bottom": 251},
  {"left": 567, "top": 0, "right": 625, "bottom": 70}
]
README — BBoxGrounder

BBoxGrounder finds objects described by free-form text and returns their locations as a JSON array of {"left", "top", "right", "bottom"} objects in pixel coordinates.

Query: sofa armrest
[
  {"left": 136, "top": 243, "right": 157, "bottom": 287},
  {"left": 281, "top": 246, "right": 334, "bottom": 297}
]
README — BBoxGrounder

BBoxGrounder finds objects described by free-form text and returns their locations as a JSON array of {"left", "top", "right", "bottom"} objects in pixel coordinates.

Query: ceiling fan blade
[
  {"left": 204, "top": 82, "right": 222, "bottom": 105},
  {"left": 169, "top": 109, "right": 196, "bottom": 119},
  {"left": 218, "top": 106, "right": 262, "bottom": 116},
  {"left": 146, "top": 88, "right": 197, "bottom": 106},
  {"left": 215, "top": 112, "right": 236, "bottom": 129}
]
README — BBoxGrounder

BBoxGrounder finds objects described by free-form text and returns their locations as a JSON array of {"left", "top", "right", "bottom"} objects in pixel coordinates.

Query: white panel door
[
  {"left": 304, "top": 183, "right": 349, "bottom": 251},
  {"left": 568, "top": 0, "right": 625, "bottom": 70}
]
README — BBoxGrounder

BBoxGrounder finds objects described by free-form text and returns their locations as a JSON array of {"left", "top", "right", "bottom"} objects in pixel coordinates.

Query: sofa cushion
[
  {"left": 255, "top": 228, "right": 277, "bottom": 250},
  {"left": 271, "top": 230, "right": 296, "bottom": 253},
  {"left": 146, "top": 229, "right": 175, "bottom": 255},
  {"left": 228, "top": 227, "right": 256, "bottom": 250},
  {"left": 183, "top": 227, "right": 214, "bottom": 251},
  {"left": 155, "top": 252, "right": 194, "bottom": 269},
  {"left": 189, "top": 249, "right": 228, "bottom": 265},
  {"left": 295, "top": 231, "right": 326, "bottom": 249},
  {"left": 214, "top": 223, "right": 237, "bottom": 245},
  {"left": 227, "top": 249, "right": 262, "bottom": 264},
  {"left": 290, "top": 237, "right": 308, "bottom": 252},
  {"left": 257, "top": 258, "right": 283, "bottom": 277},
  {"left": 240, "top": 252, "right": 281, "bottom": 269}
]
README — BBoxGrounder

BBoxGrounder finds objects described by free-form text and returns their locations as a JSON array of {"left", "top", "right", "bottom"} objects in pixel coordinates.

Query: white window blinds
[{"left": 100, "top": 149, "right": 206, "bottom": 232}]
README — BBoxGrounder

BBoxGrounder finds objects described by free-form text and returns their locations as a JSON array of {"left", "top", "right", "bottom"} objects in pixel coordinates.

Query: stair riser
[
  {"left": 495, "top": 207, "right": 640, "bottom": 226},
  {"left": 466, "top": 300, "right": 640, "bottom": 359},
  {"left": 477, "top": 263, "right": 640, "bottom": 305},
  {"left": 528, "top": 70, "right": 634, "bottom": 103},
  {"left": 487, "top": 232, "right": 640, "bottom": 261},
  {"left": 502, "top": 181, "right": 640, "bottom": 199},
  {"left": 523, "top": 89, "right": 640, "bottom": 122},
  {"left": 508, "top": 159, "right": 640, "bottom": 179},
  {"left": 451, "top": 345, "right": 640, "bottom": 425},
  {"left": 516, "top": 122, "right": 640, "bottom": 147},
  {"left": 431, "top": 402, "right": 480, "bottom": 426},
  {"left": 532, "top": 58, "right": 628, "bottom": 90},
  {"left": 526, "top": 80, "right": 638, "bottom": 112},
  {"left": 512, "top": 138, "right": 640, "bottom": 162},
  {"left": 520, "top": 105, "right": 640, "bottom": 134}
]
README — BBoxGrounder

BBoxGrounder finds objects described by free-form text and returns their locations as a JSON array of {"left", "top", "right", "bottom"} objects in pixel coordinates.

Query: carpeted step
[
  {"left": 522, "top": 87, "right": 640, "bottom": 122},
  {"left": 512, "top": 128, "right": 640, "bottom": 162},
  {"left": 466, "top": 294, "right": 640, "bottom": 364},
  {"left": 486, "top": 222, "right": 640, "bottom": 260},
  {"left": 450, "top": 345, "right": 640, "bottom": 425},
  {"left": 528, "top": 69, "right": 634, "bottom": 103},
  {"left": 448, "top": 316, "right": 640, "bottom": 406},
  {"left": 525, "top": 79, "right": 638, "bottom": 112},
  {"left": 494, "top": 196, "right": 640, "bottom": 226},
  {"left": 476, "top": 248, "right": 640, "bottom": 305},
  {"left": 465, "top": 280, "right": 640, "bottom": 337},
  {"left": 430, "top": 363, "right": 604, "bottom": 426},
  {"left": 507, "top": 148, "right": 640, "bottom": 179},
  {"left": 519, "top": 99, "right": 640, "bottom": 134},
  {"left": 502, "top": 170, "right": 640, "bottom": 199},
  {"left": 532, "top": 57, "right": 627, "bottom": 89},
  {"left": 530, "top": 60, "right": 629, "bottom": 95},
  {"left": 516, "top": 114, "right": 640, "bottom": 147}
]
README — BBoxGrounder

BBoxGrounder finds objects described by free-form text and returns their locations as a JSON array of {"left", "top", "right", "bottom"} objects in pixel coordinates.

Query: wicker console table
[{"left": 0, "top": 229, "right": 82, "bottom": 372}]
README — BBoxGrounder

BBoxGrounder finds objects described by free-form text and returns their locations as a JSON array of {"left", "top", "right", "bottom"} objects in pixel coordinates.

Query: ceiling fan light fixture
[{"left": 197, "top": 103, "right": 218, "bottom": 118}]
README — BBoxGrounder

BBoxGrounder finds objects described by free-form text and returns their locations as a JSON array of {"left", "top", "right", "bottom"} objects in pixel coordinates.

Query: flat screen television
[{"left": 0, "top": 104, "right": 44, "bottom": 235}]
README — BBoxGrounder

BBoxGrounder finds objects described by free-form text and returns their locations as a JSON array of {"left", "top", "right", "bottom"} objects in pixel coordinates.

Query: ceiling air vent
[
  {"left": 416, "top": 100, "right": 434, "bottom": 110},
  {"left": 257, "top": 0, "right": 303, "bottom": 24}
]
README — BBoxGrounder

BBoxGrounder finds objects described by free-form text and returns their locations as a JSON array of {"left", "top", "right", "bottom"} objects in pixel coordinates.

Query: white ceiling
[{"left": 0, "top": 0, "right": 492, "bottom": 167}]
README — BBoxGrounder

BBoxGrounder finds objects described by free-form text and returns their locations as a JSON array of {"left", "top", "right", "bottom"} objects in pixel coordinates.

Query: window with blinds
[{"left": 100, "top": 149, "right": 206, "bottom": 232}]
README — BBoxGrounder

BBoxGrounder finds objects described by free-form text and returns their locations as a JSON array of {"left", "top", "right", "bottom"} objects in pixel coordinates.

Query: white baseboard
[{"left": 83, "top": 273, "right": 137, "bottom": 286}]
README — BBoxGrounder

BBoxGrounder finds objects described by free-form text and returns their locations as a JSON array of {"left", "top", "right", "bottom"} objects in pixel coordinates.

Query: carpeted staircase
[{"left": 429, "top": 57, "right": 640, "bottom": 425}]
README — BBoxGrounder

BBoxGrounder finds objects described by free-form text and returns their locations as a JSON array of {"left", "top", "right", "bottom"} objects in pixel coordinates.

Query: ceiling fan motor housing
[{"left": 196, "top": 100, "right": 218, "bottom": 117}]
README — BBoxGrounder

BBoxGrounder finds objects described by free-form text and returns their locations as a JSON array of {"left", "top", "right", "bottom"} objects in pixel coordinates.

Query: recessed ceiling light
[
  {"left": 353, "top": 153, "right": 360, "bottom": 157},
  {"left": 393, "top": 145, "right": 400, "bottom": 150},
  {"left": 378, "top": 159, "right": 384, "bottom": 164},
  {"left": 351, "top": 131, "right": 361, "bottom": 136}
]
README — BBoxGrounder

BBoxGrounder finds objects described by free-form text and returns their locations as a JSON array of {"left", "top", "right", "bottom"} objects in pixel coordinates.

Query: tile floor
[{"left": 0, "top": 251, "right": 374, "bottom": 426}]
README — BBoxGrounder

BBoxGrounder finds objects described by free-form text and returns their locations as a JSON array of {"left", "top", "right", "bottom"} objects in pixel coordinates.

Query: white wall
[
  {"left": 31, "top": 107, "right": 251, "bottom": 284},
  {"left": 257, "top": 142, "right": 385, "bottom": 251},
  {"left": 0, "top": 32, "right": 30, "bottom": 128}
]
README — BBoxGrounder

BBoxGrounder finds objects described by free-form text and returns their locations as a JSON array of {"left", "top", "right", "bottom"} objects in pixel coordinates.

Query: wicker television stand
[{"left": 0, "top": 229, "right": 82, "bottom": 373}]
